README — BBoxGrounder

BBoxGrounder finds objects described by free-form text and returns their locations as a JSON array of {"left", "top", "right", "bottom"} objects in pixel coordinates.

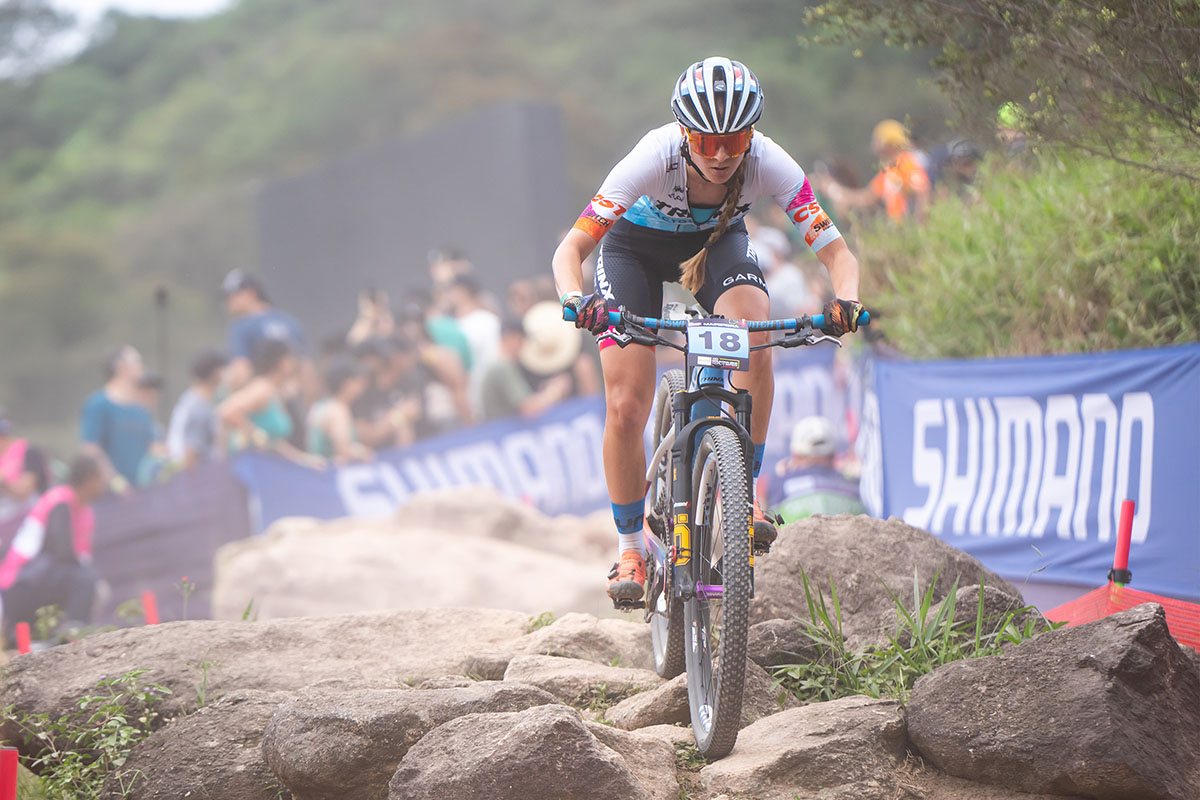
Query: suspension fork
[{"left": 669, "top": 366, "right": 754, "bottom": 600}]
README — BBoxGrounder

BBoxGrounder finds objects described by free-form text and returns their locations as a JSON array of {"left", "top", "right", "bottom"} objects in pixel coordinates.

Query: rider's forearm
[
  {"left": 552, "top": 229, "right": 598, "bottom": 300},
  {"left": 820, "top": 241, "right": 861, "bottom": 302},
  {"left": 552, "top": 244, "right": 585, "bottom": 299}
]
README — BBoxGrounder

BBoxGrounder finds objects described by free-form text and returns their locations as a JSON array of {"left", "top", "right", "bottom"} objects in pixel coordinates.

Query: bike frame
[{"left": 610, "top": 307, "right": 862, "bottom": 608}]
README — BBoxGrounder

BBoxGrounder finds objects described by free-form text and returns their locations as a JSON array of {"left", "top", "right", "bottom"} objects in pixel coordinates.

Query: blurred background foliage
[
  {"left": 0, "top": 0, "right": 949, "bottom": 453},
  {"left": 1, "top": 0, "right": 1196, "bottom": 456}
]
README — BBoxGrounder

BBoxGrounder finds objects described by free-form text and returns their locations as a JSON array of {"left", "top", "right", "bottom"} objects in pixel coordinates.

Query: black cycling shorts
[{"left": 594, "top": 218, "right": 767, "bottom": 318}]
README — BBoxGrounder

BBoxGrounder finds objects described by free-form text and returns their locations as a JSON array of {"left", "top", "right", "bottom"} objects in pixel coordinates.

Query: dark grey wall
[{"left": 255, "top": 101, "right": 571, "bottom": 341}]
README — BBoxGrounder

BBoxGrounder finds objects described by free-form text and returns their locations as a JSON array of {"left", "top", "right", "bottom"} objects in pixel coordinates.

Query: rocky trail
[{"left": 2, "top": 492, "right": 1197, "bottom": 799}]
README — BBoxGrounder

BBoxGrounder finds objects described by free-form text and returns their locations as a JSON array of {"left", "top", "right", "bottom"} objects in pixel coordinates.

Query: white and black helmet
[{"left": 670, "top": 56, "right": 764, "bottom": 134}]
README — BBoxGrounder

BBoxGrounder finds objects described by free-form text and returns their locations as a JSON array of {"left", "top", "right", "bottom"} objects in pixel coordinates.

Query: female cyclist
[{"left": 552, "top": 56, "right": 864, "bottom": 606}]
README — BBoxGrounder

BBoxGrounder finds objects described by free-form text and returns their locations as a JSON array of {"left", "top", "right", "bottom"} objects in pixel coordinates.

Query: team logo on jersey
[
  {"left": 722, "top": 272, "right": 766, "bottom": 288},
  {"left": 573, "top": 194, "right": 628, "bottom": 242},
  {"left": 804, "top": 213, "right": 833, "bottom": 246}
]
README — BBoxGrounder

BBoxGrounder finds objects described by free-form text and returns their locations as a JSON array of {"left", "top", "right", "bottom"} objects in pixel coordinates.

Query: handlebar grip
[
  {"left": 560, "top": 305, "right": 623, "bottom": 327},
  {"left": 811, "top": 310, "right": 871, "bottom": 330}
]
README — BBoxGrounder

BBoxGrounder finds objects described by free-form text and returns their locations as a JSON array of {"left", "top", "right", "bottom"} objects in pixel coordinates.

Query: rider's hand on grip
[
  {"left": 563, "top": 292, "right": 611, "bottom": 335},
  {"left": 820, "top": 299, "right": 865, "bottom": 337}
]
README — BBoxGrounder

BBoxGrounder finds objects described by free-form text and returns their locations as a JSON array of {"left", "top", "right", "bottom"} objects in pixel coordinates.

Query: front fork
[{"left": 667, "top": 370, "right": 756, "bottom": 603}]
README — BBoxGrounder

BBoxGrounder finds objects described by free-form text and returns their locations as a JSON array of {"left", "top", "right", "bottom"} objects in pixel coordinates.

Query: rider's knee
[{"left": 606, "top": 388, "right": 652, "bottom": 433}]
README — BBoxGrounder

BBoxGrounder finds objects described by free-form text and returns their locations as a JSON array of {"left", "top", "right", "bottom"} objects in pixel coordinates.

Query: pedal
[
  {"left": 613, "top": 598, "right": 646, "bottom": 612},
  {"left": 752, "top": 520, "right": 778, "bottom": 555}
]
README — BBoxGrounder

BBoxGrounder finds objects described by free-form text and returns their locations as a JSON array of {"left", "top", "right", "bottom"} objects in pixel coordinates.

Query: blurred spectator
[
  {"left": 762, "top": 416, "right": 865, "bottom": 524},
  {"left": 351, "top": 338, "right": 410, "bottom": 449},
  {"left": 218, "top": 339, "right": 324, "bottom": 469},
  {"left": 223, "top": 270, "right": 307, "bottom": 384},
  {"left": 443, "top": 275, "right": 501, "bottom": 413},
  {"left": 0, "top": 452, "right": 109, "bottom": 635},
  {"left": 928, "top": 137, "right": 984, "bottom": 203},
  {"left": 134, "top": 373, "right": 170, "bottom": 486},
  {"left": 520, "top": 301, "right": 600, "bottom": 398},
  {"left": 166, "top": 349, "right": 228, "bottom": 469},
  {"left": 391, "top": 332, "right": 472, "bottom": 437},
  {"left": 79, "top": 345, "right": 156, "bottom": 491},
  {"left": 346, "top": 288, "right": 395, "bottom": 346},
  {"left": 816, "top": 119, "right": 931, "bottom": 223},
  {"left": 428, "top": 247, "right": 474, "bottom": 295},
  {"left": 506, "top": 279, "right": 539, "bottom": 320},
  {"left": 307, "top": 356, "right": 374, "bottom": 463},
  {"left": 480, "top": 316, "right": 573, "bottom": 421},
  {"left": 0, "top": 408, "right": 50, "bottom": 520},
  {"left": 996, "top": 102, "right": 1029, "bottom": 156},
  {"left": 403, "top": 288, "right": 471, "bottom": 372}
]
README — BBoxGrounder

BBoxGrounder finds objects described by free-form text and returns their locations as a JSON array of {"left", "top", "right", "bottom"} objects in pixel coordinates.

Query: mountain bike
[{"left": 573, "top": 304, "right": 866, "bottom": 759}]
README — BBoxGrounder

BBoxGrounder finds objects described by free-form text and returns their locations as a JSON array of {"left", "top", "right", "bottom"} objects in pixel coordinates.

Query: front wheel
[
  {"left": 648, "top": 369, "right": 685, "bottom": 679},
  {"left": 684, "top": 425, "right": 750, "bottom": 759}
]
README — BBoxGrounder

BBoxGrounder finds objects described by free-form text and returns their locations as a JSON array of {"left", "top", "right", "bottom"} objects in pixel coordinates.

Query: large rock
[
  {"left": 928, "top": 583, "right": 1047, "bottom": 638},
  {"left": 262, "top": 682, "right": 557, "bottom": 800},
  {"left": 98, "top": 690, "right": 287, "bottom": 800},
  {"left": 699, "top": 695, "right": 907, "bottom": 800},
  {"left": 386, "top": 704, "right": 652, "bottom": 800},
  {"left": 213, "top": 518, "right": 610, "bottom": 620},
  {"left": 585, "top": 722, "right": 680, "bottom": 800},
  {"left": 397, "top": 487, "right": 615, "bottom": 563},
  {"left": 459, "top": 612, "right": 655, "bottom": 679},
  {"left": 502, "top": 654, "right": 662, "bottom": 704},
  {"left": 515, "top": 612, "right": 653, "bottom": 670},
  {"left": 0, "top": 607, "right": 530, "bottom": 746},
  {"left": 908, "top": 603, "right": 1200, "bottom": 800},
  {"left": 605, "top": 659, "right": 794, "bottom": 730},
  {"left": 753, "top": 515, "right": 1021, "bottom": 644},
  {"left": 748, "top": 617, "right": 820, "bottom": 669}
]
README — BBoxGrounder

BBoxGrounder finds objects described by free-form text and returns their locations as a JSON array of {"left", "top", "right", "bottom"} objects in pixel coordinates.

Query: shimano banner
[
  {"left": 862, "top": 344, "right": 1200, "bottom": 600},
  {"left": 234, "top": 345, "right": 843, "bottom": 532}
]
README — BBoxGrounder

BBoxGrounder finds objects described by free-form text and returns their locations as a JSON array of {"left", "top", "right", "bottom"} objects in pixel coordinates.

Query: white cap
[{"left": 790, "top": 416, "right": 835, "bottom": 458}]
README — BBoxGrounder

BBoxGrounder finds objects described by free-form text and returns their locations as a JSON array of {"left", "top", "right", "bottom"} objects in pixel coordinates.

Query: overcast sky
[{"left": 53, "top": 0, "right": 233, "bottom": 23}]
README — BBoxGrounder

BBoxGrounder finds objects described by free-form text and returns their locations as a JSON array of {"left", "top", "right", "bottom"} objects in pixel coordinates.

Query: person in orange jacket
[{"left": 815, "top": 119, "right": 931, "bottom": 223}]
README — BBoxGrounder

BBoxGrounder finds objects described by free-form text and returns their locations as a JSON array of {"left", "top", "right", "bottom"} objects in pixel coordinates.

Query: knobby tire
[
  {"left": 685, "top": 425, "right": 750, "bottom": 759},
  {"left": 648, "top": 369, "right": 686, "bottom": 679}
]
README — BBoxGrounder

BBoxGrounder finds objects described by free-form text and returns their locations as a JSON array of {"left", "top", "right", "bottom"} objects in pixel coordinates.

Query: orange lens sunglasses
[{"left": 685, "top": 126, "right": 754, "bottom": 158}]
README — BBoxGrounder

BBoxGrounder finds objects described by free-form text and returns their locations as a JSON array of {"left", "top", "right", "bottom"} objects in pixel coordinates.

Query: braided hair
[{"left": 679, "top": 152, "right": 749, "bottom": 295}]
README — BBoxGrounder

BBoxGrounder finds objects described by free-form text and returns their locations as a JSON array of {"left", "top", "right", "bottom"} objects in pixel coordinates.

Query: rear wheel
[
  {"left": 647, "top": 369, "right": 685, "bottom": 679},
  {"left": 684, "top": 425, "right": 750, "bottom": 759}
]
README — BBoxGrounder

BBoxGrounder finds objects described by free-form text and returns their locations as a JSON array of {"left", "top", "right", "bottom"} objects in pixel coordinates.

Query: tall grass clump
[
  {"left": 857, "top": 151, "right": 1199, "bottom": 358},
  {"left": 773, "top": 569, "right": 1052, "bottom": 705}
]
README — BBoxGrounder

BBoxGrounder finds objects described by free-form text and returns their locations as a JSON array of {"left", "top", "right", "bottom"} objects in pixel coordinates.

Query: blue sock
[
  {"left": 753, "top": 443, "right": 766, "bottom": 479},
  {"left": 612, "top": 498, "right": 646, "bottom": 556}
]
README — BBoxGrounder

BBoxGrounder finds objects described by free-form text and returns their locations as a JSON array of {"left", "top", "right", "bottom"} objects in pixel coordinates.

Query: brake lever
[{"left": 778, "top": 330, "right": 843, "bottom": 349}]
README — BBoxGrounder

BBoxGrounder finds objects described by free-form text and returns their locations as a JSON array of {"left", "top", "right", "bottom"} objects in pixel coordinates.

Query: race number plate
[{"left": 686, "top": 319, "right": 750, "bottom": 371}]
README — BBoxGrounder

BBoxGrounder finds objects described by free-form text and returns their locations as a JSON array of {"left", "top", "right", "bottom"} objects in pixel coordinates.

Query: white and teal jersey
[{"left": 573, "top": 123, "right": 843, "bottom": 250}]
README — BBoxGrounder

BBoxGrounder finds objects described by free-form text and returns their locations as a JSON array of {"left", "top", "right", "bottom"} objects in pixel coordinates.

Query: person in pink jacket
[{"left": 0, "top": 453, "right": 109, "bottom": 637}]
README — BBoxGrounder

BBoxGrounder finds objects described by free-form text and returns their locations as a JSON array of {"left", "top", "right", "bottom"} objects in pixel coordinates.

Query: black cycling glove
[
  {"left": 821, "top": 298, "right": 865, "bottom": 337},
  {"left": 562, "top": 293, "right": 611, "bottom": 335}
]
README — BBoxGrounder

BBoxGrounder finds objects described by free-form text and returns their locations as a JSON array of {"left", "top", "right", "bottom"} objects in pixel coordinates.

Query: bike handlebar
[{"left": 561, "top": 306, "right": 870, "bottom": 332}]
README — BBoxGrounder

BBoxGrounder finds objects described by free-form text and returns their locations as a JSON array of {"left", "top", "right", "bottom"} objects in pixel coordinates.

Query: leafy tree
[
  {"left": 803, "top": 0, "right": 1200, "bottom": 182},
  {"left": 0, "top": 0, "right": 71, "bottom": 74}
]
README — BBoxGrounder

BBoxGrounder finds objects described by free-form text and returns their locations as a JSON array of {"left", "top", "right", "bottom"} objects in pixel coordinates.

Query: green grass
[
  {"left": 858, "top": 150, "right": 1200, "bottom": 358},
  {"left": 17, "top": 765, "right": 48, "bottom": 800},
  {"left": 772, "top": 570, "right": 1055, "bottom": 705},
  {"left": 525, "top": 612, "right": 556, "bottom": 633},
  {"left": 4, "top": 670, "right": 170, "bottom": 800}
]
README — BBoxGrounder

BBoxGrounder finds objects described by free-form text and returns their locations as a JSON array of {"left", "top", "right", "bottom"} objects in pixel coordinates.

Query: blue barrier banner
[
  {"left": 234, "top": 395, "right": 609, "bottom": 530},
  {"left": 234, "top": 345, "right": 844, "bottom": 533},
  {"left": 861, "top": 344, "right": 1200, "bottom": 600}
]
